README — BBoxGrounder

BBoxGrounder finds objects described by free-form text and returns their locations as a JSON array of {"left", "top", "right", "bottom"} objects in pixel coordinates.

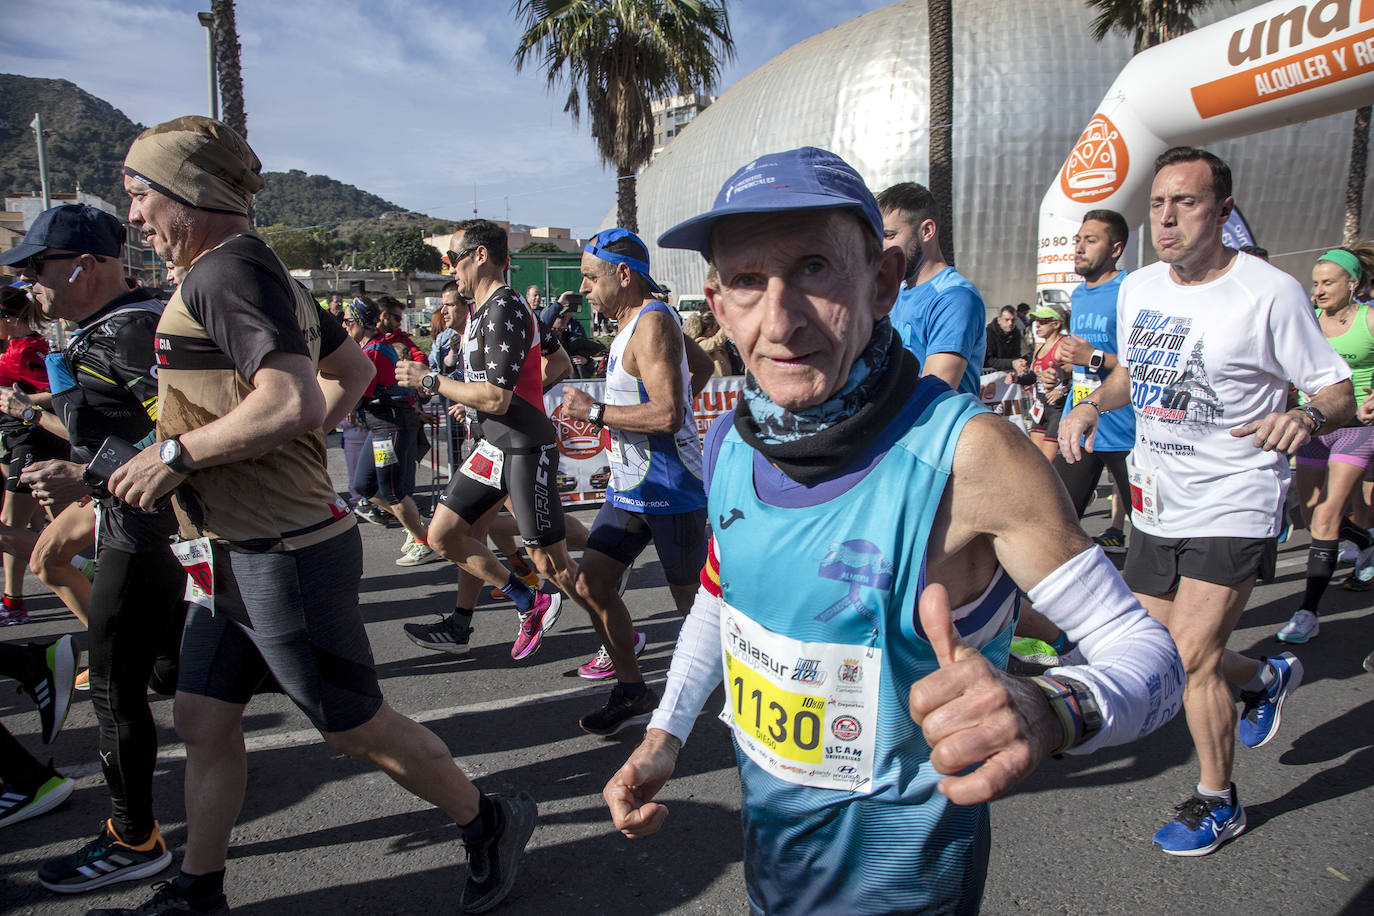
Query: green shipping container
[{"left": 508, "top": 254, "right": 591, "bottom": 325}]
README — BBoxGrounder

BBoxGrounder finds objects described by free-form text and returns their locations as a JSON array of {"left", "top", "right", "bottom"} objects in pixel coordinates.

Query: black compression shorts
[
  {"left": 176, "top": 527, "right": 382, "bottom": 733},
  {"left": 439, "top": 440, "right": 566, "bottom": 548},
  {"left": 585, "top": 503, "right": 708, "bottom": 587}
]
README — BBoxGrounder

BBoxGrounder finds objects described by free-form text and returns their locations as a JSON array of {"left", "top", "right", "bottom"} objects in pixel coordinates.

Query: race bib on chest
[
  {"left": 1072, "top": 367, "right": 1101, "bottom": 405},
  {"left": 719, "top": 607, "right": 880, "bottom": 792},
  {"left": 372, "top": 437, "right": 399, "bottom": 468},
  {"left": 460, "top": 439, "right": 505, "bottom": 489},
  {"left": 171, "top": 536, "right": 214, "bottom": 614},
  {"left": 1128, "top": 457, "right": 1161, "bottom": 528}
]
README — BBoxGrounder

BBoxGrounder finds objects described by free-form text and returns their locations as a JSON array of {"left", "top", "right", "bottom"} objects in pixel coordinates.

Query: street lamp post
[
  {"left": 198, "top": 11, "right": 218, "bottom": 120},
  {"left": 29, "top": 113, "right": 51, "bottom": 211}
]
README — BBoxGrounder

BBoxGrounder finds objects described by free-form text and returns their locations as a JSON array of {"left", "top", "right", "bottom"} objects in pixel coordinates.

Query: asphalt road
[{"left": 1, "top": 446, "right": 1371, "bottom": 915}]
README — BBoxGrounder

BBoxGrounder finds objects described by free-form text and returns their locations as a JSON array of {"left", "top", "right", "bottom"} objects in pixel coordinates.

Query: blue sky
[{"left": 0, "top": 0, "right": 893, "bottom": 234}]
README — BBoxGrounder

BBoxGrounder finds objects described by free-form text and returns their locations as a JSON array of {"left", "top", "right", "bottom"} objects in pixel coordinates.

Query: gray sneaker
[
  {"left": 396, "top": 542, "right": 442, "bottom": 567},
  {"left": 460, "top": 793, "right": 537, "bottom": 914}
]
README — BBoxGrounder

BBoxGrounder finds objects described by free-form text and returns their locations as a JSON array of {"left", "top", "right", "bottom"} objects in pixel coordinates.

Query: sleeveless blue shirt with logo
[{"left": 704, "top": 376, "right": 1018, "bottom": 916}]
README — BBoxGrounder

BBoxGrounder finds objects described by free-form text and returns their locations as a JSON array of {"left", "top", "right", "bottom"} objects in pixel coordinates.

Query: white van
[{"left": 676, "top": 294, "right": 707, "bottom": 323}]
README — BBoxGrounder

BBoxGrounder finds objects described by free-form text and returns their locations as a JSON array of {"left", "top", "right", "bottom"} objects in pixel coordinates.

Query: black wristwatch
[
  {"left": 19, "top": 405, "right": 43, "bottom": 426},
  {"left": 1296, "top": 404, "right": 1326, "bottom": 433},
  {"left": 587, "top": 401, "right": 606, "bottom": 427},
  {"left": 159, "top": 435, "right": 195, "bottom": 476}
]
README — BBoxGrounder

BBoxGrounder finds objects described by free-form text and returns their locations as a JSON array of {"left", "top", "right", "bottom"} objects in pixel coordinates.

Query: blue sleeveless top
[{"left": 706, "top": 376, "right": 1017, "bottom": 916}]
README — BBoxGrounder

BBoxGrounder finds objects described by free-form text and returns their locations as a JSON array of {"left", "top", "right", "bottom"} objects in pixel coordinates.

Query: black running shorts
[
  {"left": 176, "top": 527, "right": 383, "bottom": 733},
  {"left": 585, "top": 503, "right": 708, "bottom": 587},
  {"left": 1123, "top": 530, "right": 1277, "bottom": 596},
  {"left": 1053, "top": 449, "right": 1131, "bottom": 520},
  {"left": 439, "top": 440, "right": 566, "bottom": 548}
]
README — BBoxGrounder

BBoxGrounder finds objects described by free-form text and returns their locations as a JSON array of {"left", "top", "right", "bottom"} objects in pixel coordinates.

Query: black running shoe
[
  {"left": 85, "top": 879, "right": 230, "bottom": 914},
  {"left": 460, "top": 793, "right": 537, "bottom": 914},
  {"left": 579, "top": 684, "right": 658, "bottom": 737},
  {"left": 40, "top": 820, "right": 172, "bottom": 894},
  {"left": 18, "top": 634, "right": 78, "bottom": 744},
  {"left": 403, "top": 617, "right": 472, "bottom": 655}
]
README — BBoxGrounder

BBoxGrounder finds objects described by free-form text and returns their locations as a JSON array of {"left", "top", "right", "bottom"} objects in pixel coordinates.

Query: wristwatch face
[
  {"left": 160, "top": 439, "right": 180, "bottom": 465},
  {"left": 421, "top": 373, "right": 438, "bottom": 393},
  {"left": 20, "top": 407, "right": 36, "bottom": 424}
]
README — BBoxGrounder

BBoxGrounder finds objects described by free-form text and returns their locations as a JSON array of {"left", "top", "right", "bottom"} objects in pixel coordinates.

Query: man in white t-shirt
[{"left": 1060, "top": 146, "right": 1353, "bottom": 857}]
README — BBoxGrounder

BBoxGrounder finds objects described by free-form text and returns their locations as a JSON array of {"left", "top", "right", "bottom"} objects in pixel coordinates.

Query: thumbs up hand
[{"left": 908, "top": 584, "right": 1063, "bottom": 806}]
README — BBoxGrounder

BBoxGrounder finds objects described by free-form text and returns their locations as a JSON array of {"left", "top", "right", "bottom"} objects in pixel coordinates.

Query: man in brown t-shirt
[{"left": 105, "top": 116, "right": 536, "bottom": 916}]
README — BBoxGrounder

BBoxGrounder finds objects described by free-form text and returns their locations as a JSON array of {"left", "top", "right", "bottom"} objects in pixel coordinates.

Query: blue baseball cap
[
  {"left": 583, "top": 228, "right": 667, "bottom": 296},
  {"left": 0, "top": 204, "right": 126, "bottom": 267},
  {"left": 657, "top": 147, "right": 884, "bottom": 257}
]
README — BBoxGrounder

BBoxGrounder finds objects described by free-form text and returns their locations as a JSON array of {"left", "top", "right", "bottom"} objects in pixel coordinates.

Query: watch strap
[{"left": 1030, "top": 674, "right": 1101, "bottom": 756}]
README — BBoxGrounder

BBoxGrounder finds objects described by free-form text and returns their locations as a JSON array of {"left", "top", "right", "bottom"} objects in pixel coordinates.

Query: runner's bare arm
[
  {"left": 317, "top": 334, "right": 375, "bottom": 431},
  {"left": 542, "top": 346, "right": 572, "bottom": 389},
  {"left": 567, "top": 310, "right": 687, "bottom": 434},
  {"left": 913, "top": 413, "right": 1181, "bottom": 804},
  {"left": 683, "top": 334, "right": 714, "bottom": 396},
  {"left": 109, "top": 352, "right": 326, "bottom": 510},
  {"left": 394, "top": 358, "right": 512, "bottom": 414},
  {"left": 922, "top": 352, "right": 968, "bottom": 391},
  {"left": 1058, "top": 362, "right": 1131, "bottom": 462}
]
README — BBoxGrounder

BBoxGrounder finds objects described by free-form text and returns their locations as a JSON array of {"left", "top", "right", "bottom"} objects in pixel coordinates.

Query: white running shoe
[{"left": 1276, "top": 609, "right": 1319, "bottom": 644}]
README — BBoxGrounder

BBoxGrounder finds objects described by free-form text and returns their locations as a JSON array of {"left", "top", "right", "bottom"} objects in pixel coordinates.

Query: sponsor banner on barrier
[
  {"left": 545, "top": 376, "right": 746, "bottom": 506},
  {"left": 544, "top": 373, "right": 1023, "bottom": 505}
]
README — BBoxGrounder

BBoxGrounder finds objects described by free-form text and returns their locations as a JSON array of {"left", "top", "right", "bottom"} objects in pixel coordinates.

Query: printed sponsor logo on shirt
[
  {"left": 790, "top": 657, "right": 826, "bottom": 685},
  {"left": 831, "top": 716, "right": 862, "bottom": 741}
]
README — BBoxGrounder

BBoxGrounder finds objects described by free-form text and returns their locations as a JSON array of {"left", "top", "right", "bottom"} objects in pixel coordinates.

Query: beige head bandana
[{"left": 123, "top": 116, "right": 264, "bottom": 215}]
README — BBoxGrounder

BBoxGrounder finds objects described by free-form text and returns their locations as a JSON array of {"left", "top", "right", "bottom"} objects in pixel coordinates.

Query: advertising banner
[
  {"left": 1038, "top": 0, "right": 1374, "bottom": 305},
  {"left": 545, "top": 376, "right": 746, "bottom": 506}
]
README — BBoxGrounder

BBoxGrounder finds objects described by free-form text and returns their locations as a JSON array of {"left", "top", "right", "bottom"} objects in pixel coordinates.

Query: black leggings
[{"left": 87, "top": 546, "right": 187, "bottom": 838}]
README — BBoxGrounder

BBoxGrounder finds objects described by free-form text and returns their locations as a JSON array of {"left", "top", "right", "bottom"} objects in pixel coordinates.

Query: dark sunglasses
[
  {"left": 447, "top": 245, "right": 478, "bottom": 265},
  {"left": 18, "top": 251, "right": 85, "bottom": 274}
]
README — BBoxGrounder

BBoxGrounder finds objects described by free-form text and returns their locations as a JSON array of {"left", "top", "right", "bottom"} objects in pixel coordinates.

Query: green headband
[{"left": 1318, "top": 249, "right": 1362, "bottom": 282}]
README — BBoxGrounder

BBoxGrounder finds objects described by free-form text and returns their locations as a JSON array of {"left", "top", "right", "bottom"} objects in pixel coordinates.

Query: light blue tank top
[{"left": 708, "top": 378, "right": 1017, "bottom": 915}]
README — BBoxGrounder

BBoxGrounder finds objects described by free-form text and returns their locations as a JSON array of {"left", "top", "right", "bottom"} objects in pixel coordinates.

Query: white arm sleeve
[
  {"left": 647, "top": 583, "right": 725, "bottom": 743},
  {"left": 1027, "top": 545, "right": 1185, "bottom": 755}
]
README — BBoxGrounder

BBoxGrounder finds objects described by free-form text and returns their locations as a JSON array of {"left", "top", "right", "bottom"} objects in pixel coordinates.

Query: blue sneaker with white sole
[
  {"left": 1238, "top": 652, "right": 1302, "bottom": 749},
  {"left": 1152, "top": 786, "right": 1246, "bottom": 856}
]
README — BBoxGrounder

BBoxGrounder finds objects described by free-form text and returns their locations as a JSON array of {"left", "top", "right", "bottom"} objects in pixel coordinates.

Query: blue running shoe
[
  {"left": 1152, "top": 786, "right": 1245, "bottom": 856},
  {"left": 1238, "top": 652, "right": 1303, "bottom": 749}
]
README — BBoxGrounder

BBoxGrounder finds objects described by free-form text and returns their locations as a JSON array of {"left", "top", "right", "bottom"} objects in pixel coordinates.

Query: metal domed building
[{"left": 633, "top": 0, "right": 1372, "bottom": 310}]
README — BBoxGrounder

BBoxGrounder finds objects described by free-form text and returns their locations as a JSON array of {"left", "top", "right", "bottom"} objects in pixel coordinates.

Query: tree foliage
[
  {"left": 513, "top": 0, "right": 734, "bottom": 231},
  {"left": 356, "top": 227, "right": 443, "bottom": 274},
  {"left": 1084, "top": 0, "right": 1233, "bottom": 53}
]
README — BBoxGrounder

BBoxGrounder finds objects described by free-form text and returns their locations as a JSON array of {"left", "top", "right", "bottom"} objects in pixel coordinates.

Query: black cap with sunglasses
[{"left": 0, "top": 204, "right": 125, "bottom": 269}]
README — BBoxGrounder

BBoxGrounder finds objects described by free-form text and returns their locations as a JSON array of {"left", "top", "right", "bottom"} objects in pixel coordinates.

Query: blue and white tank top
[{"left": 604, "top": 300, "right": 705, "bottom": 514}]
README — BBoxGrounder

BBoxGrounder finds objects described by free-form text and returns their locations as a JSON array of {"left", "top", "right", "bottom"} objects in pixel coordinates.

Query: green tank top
[{"left": 1320, "top": 303, "right": 1374, "bottom": 396}]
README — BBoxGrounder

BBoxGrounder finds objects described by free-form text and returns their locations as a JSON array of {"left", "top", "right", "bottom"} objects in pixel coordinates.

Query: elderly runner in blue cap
[{"left": 602, "top": 147, "right": 1185, "bottom": 915}]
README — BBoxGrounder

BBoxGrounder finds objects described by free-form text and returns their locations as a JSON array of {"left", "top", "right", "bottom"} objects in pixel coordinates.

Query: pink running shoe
[
  {"left": 577, "top": 630, "right": 647, "bottom": 680},
  {"left": 511, "top": 591, "right": 562, "bottom": 660}
]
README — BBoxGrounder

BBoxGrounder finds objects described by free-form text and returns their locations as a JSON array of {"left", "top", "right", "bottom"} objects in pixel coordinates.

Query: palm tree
[
  {"left": 1344, "top": 106, "right": 1370, "bottom": 246},
  {"left": 1084, "top": 0, "right": 1231, "bottom": 53},
  {"left": 513, "top": 0, "right": 733, "bottom": 233},
  {"left": 928, "top": 0, "right": 954, "bottom": 264},
  {"left": 211, "top": 0, "right": 247, "bottom": 140}
]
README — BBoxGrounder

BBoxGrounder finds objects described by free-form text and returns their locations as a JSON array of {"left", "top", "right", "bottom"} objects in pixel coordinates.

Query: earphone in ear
[{"left": 68, "top": 265, "right": 85, "bottom": 283}]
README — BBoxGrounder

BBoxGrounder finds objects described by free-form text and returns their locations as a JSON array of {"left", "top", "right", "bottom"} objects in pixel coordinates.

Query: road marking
[{"left": 137, "top": 677, "right": 669, "bottom": 763}]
